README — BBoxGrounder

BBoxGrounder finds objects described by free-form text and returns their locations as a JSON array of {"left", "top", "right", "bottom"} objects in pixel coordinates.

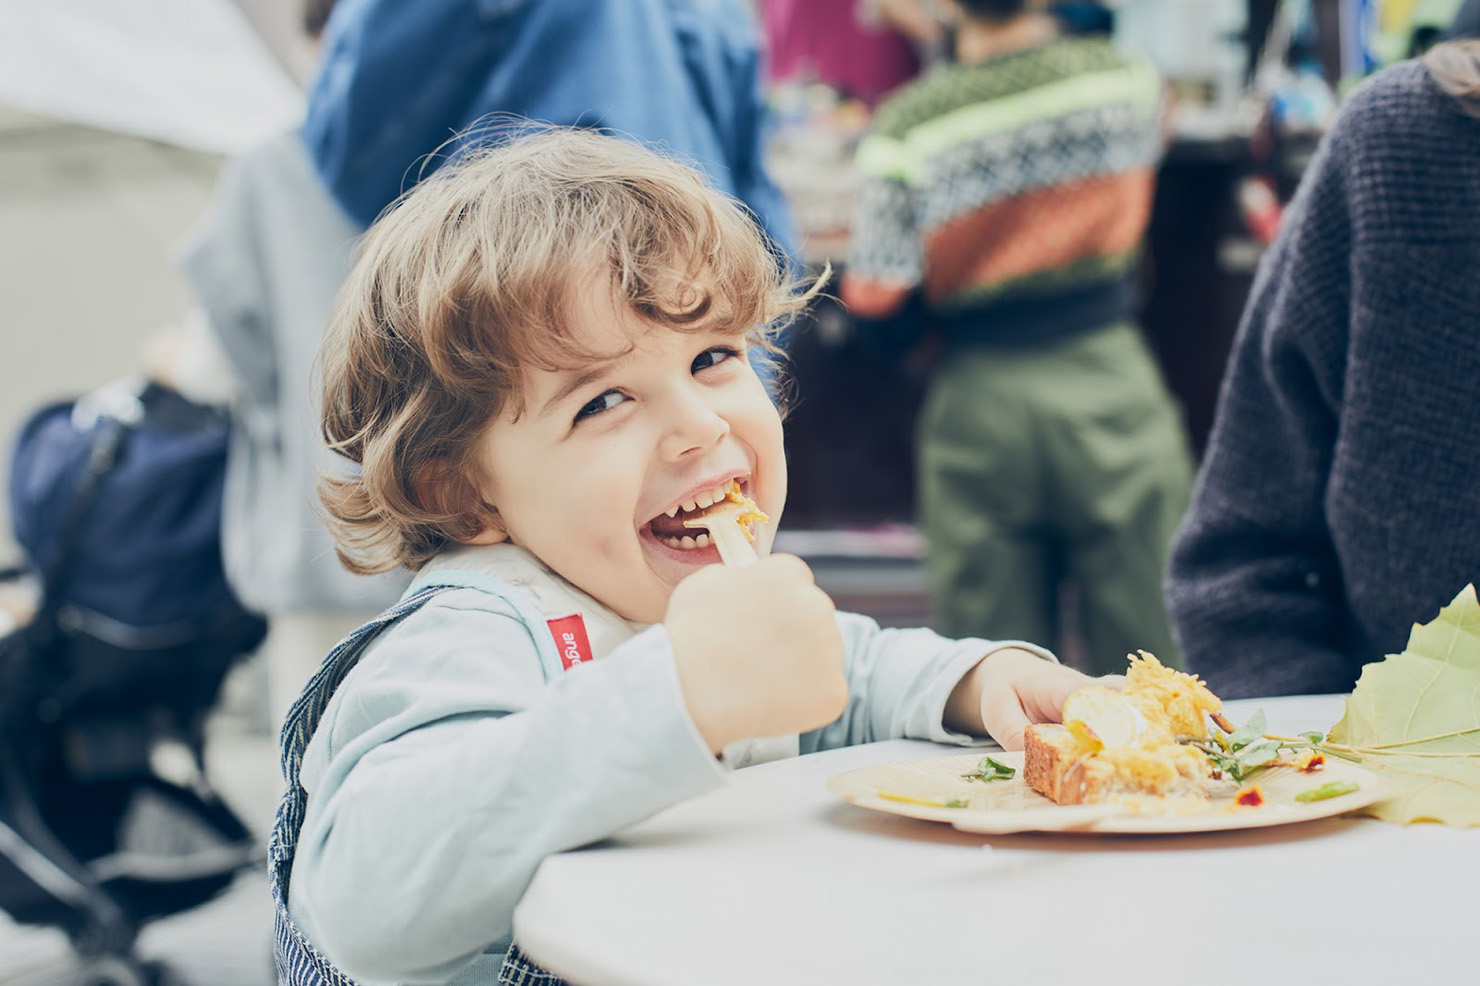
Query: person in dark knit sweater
[{"left": 1166, "top": 42, "right": 1480, "bottom": 699}]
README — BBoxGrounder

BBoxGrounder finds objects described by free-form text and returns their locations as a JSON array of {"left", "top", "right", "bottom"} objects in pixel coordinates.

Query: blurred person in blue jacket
[{"left": 302, "top": 0, "right": 797, "bottom": 259}]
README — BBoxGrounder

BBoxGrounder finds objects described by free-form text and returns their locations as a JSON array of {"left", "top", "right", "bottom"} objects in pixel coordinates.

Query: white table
[{"left": 514, "top": 696, "right": 1476, "bottom": 985}]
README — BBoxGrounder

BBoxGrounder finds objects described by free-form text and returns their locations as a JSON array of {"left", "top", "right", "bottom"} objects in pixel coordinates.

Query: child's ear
[
  {"left": 413, "top": 458, "right": 508, "bottom": 545},
  {"left": 466, "top": 512, "right": 508, "bottom": 545}
]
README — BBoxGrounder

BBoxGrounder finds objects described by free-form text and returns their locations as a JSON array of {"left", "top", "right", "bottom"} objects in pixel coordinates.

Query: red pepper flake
[
  {"left": 1234, "top": 785, "right": 1266, "bottom": 807},
  {"left": 1296, "top": 750, "right": 1325, "bottom": 772}
]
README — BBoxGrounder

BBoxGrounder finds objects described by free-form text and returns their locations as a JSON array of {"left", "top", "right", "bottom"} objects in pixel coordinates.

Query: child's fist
[
  {"left": 666, "top": 554, "right": 847, "bottom": 753},
  {"left": 948, "top": 648, "right": 1118, "bottom": 750}
]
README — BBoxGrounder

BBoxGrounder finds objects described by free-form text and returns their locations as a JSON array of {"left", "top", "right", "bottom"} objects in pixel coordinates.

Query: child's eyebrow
[{"left": 537, "top": 360, "right": 621, "bottom": 418}]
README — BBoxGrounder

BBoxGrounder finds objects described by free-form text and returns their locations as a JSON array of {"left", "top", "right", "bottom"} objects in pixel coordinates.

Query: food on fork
[
  {"left": 719, "top": 482, "right": 768, "bottom": 542},
  {"left": 1024, "top": 652, "right": 1224, "bottom": 806},
  {"left": 681, "top": 481, "right": 768, "bottom": 567}
]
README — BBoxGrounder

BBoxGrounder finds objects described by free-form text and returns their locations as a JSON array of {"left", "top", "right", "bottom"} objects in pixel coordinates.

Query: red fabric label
[{"left": 548, "top": 614, "right": 594, "bottom": 671}]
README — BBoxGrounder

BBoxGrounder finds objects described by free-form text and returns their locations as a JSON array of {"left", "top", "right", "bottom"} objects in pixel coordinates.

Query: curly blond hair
[{"left": 317, "top": 127, "right": 814, "bottom": 574}]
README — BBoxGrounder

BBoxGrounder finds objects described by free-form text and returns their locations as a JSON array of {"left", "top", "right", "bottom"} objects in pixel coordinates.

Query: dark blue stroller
[{"left": 0, "top": 381, "right": 267, "bottom": 985}]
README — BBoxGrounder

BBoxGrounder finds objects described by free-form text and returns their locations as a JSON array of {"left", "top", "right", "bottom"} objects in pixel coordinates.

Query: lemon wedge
[{"left": 1062, "top": 687, "right": 1145, "bottom": 750}]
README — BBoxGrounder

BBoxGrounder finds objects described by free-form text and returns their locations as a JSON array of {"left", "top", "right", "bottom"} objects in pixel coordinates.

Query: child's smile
[
  {"left": 473, "top": 281, "right": 786, "bottom": 624},
  {"left": 644, "top": 479, "right": 757, "bottom": 551}
]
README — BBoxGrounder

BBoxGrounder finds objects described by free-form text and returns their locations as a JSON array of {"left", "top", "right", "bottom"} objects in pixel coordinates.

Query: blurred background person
[
  {"left": 1165, "top": 39, "right": 1480, "bottom": 699},
  {"left": 761, "top": 0, "right": 946, "bottom": 109},
  {"left": 841, "top": 0, "right": 1193, "bottom": 675},
  {"left": 299, "top": 0, "right": 796, "bottom": 256},
  {"left": 1444, "top": 0, "right": 1480, "bottom": 40}
]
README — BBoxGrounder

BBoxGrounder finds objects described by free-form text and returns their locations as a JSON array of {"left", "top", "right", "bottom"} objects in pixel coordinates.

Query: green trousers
[{"left": 917, "top": 323, "right": 1193, "bottom": 675}]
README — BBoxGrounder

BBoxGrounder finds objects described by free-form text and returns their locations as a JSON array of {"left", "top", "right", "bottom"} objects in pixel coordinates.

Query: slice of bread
[
  {"left": 1024, "top": 723, "right": 1213, "bottom": 805},
  {"left": 1024, "top": 723, "right": 1117, "bottom": 805}
]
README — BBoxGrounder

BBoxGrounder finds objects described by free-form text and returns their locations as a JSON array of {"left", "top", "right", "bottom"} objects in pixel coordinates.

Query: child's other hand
[
  {"left": 666, "top": 554, "right": 847, "bottom": 754},
  {"left": 947, "top": 649, "right": 1121, "bottom": 750}
]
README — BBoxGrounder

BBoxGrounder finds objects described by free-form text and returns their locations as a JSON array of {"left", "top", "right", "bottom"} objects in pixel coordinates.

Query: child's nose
[{"left": 657, "top": 393, "right": 730, "bottom": 461}]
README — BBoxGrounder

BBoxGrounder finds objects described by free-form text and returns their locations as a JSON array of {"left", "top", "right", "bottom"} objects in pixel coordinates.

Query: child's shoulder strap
[
  {"left": 269, "top": 583, "right": 452, "bottom": 986},
  {"left": 269, "top": 573, "right": 572, "bottom": 986},
  {"left": 273, "top": 585, "right": 450, "bottom": 848}
]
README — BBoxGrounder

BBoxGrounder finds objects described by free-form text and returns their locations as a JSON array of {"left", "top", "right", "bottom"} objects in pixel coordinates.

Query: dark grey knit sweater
[{"left": 1166, "top": 59, "right": 1480, "bottom": 699}]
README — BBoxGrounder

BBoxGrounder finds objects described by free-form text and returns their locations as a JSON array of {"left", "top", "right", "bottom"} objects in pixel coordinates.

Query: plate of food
[{"left": 828, "top": 653, "right": 1384, "bottom": 835}]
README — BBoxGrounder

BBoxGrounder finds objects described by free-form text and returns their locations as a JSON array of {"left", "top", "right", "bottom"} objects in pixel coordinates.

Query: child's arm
[
  {"left": 796, "top": 615, "right": 1102, "bottom": 753},
  {"left": 290, "top": 596, "right": 730, "bottom": 982}
]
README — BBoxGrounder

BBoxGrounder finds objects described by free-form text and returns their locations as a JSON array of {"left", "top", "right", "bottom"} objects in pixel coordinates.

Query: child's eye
[
  {"left": 692, "top": 346, "right": 741, "bottom": 373},
  {"left": 573, "top": 389, "right": 627, "bottom": 424}
]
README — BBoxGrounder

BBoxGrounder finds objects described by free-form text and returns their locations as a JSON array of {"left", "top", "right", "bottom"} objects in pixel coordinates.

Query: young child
[{"left": 270, "top": 128, "right": 1103, "bottom": 986}]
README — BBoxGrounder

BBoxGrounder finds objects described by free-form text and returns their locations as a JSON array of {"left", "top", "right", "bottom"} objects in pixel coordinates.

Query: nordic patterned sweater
[
  {"left": 842, "top": 36, "right": 1162, "bottom": 350},
  {"left": 1166, "top": 60, "right": 1480, "bottom": 699}
]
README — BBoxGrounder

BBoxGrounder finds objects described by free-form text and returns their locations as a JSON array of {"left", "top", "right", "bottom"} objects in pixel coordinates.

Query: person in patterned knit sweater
[
  {"left": 1166, "top": 42, "right": 1480, "bottom": 699},
  {"left": 842, "top": 0, "right": 1192, "bottom": 675}
]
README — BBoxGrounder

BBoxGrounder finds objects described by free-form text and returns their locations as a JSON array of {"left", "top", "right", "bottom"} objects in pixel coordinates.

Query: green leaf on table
[
  {"left": 1400, "top": 583, "right": 1480, "bottom": 672},
  {"left": 1326, "top": 584, "right": 1480, "bottom": 826}
]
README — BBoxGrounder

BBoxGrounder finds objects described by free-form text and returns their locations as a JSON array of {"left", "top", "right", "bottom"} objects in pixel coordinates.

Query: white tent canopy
[{"left": 0, "top": 0, "right": 305, "bottom": 154}]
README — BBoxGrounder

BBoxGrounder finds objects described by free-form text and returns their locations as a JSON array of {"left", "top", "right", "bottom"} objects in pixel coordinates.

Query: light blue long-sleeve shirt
[{"left": 287, "top": 545, "right": 1050, "bottom": 983}]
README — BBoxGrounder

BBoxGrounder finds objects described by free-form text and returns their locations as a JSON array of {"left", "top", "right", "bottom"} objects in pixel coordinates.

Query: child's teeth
[
  {"left": 695, "top": 491, "right": 716, "bottom": 509},
  {"left": 712, "top": 484, "right": 730, "bottom": 502},
  {"left": 681, "top": 499, "right": 698, "bottom": 512},
  {"left": 659, "top": 532, "right": 717, "bottom": 551},
  {"left": 665, "top": 505, "right": 679, "bottom": 518}
]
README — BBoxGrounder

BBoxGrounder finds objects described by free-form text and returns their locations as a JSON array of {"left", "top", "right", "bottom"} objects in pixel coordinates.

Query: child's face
[{"left": 475, "top": 283, "right": 786, "bottom": 624}]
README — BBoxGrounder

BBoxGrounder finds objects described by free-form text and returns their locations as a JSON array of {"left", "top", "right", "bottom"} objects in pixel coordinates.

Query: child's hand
[
  {"left": 666, "top": 554, "right": 848, "bottom": 754},
  {"left": 946, "top": 648, "right": 1120, "bottom": 750}
]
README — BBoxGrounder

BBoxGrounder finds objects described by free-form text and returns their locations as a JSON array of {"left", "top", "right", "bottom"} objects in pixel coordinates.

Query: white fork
[{"left": 683, "top": 499, "right": 757, "bottom": 567}]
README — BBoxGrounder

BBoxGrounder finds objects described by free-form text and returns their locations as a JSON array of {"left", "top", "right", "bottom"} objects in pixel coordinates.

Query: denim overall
[{"left": 267, "top": 580, "right": 568, "bottom": 985}]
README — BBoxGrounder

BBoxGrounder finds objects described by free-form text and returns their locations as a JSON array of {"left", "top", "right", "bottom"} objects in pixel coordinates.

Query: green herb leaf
[
  {"left": 1227, "top": 709, "right": 1268, "bottom": 751},
  {"left": 1327, "top": 584, "right": 1480, "bottom": 826},
  {"left": 1187, "top": 712, "right": 1286, "bottom": 782},
  {"left": 1299, "top": 731, "right": 1326, "bottom": 744},
  {"left": 1294, "top": 781, "right": 1360, "bottom": 803},
  {"left": 1235, "top": 742, "right": 1282, "bottom": 770},
  {"left": 962, "top": 756, "right": 1016, "bottom": 782}
]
